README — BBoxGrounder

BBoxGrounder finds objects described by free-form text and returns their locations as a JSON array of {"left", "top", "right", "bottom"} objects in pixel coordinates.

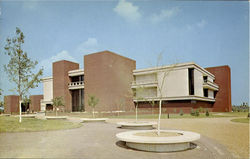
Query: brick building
[
  {"left": 4, "top": 50, "right": 231, "bottom": 113},
  {"left": 40, "top": 50, "right": 231, "bottom": 113}
]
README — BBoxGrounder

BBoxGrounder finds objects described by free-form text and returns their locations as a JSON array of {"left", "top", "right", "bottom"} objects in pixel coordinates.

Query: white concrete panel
[
  {"left": 135, "top": 74, "right": 157, "bottom": 84},
  {"left": 207, "top": 76, "right": 213, "bottom": 83},
  {"left": 136, "top": 87, "right": 157, "bottom": 98},
  {"left": 43, "top": 78, "right": 53, "bottom": 101},
  {"left": 194, "top": 69, "right": 203, "bottom": 97},
  {"left": 208, "top": 90, "right": 214, "bottom": 99},
  {"left": 157, "top": 69, "right": 189, "bottom": 97}
]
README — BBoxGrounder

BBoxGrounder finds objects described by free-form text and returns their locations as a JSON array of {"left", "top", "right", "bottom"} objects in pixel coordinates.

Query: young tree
[
  {"left": 149, "top": 99, "right": 156, "bottom": 114},
  {"left": 154, "top": 53, "right": 177, "bottom": 135},
  {"left": 52, "top": 96, "right": 64, "bottom": 116},
  {"left": 132, "top": 86, "right": 145, "bottom": 122},
  {"left": 22, "top": 96, "right": 30, "bottom": 113},
  {"left": 3, "top": 27, "right": 43, "bottom": 123},
  {"left": 88, "top": 95, "right": 99, "bottom": 118}
]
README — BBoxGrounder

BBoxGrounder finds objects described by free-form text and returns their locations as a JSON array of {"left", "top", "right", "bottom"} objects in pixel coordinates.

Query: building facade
[
  {"left": 40, "top": 50, "right": 231, "bottom": 113},
  {"left": 4, "top": 50, "right": 231, "bottom": 113}
]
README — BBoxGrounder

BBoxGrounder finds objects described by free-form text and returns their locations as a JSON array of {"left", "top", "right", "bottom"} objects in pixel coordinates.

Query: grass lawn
[
  {"left": 0, "top": 116, "right": 82, "bottom": 133},
  {"left": 109, "top": 112, "right": 249, "bottom": 119},
  {"left": 47, "top": 111, "right": 249, "bottom": 119},
  {"left": 231, "top": 118, "right": 249, "bottom": 123}
]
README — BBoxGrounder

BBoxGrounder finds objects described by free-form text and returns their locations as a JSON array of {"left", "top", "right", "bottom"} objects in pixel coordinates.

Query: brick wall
[
  {"left": 53, "top": 60, "right": 79, "bottom": 112},
  {"left": 4, "top": 95, "right": 19, "bottom": 114},
  {"left": 29, "top": 95, "right": 43, "bottom": 112},
  {"left": 206, "top": 65, "right": 232, "bottom": 112},
  {"left": 84, "top": 51, "right": 136, "bottom": 112}
]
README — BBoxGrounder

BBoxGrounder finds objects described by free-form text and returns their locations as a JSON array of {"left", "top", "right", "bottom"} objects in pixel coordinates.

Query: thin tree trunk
[
  {"left": 19, "top": 100, "right": 22, "bottom": 123},
  {"left": 56, "top": 107, "right": 57, "bottom": 116},
  {"left": 18, "top": 47, "right": 22, "bottom": 123},
  {"left": 157, "top": 100, "right": 162, "bottom": 136},
  {"left": 135, "top": 103, "right": 138, "bottom": 122},
  {"left": 92, "top": 108, "right": 95, "bottom": 118}
]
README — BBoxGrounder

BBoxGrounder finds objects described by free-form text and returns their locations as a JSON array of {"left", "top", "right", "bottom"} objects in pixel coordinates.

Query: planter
[
  {"left": 21, "top": 115, "right": 36, "bottom": 118},
  {"left": 0, "top": 114, "right": 11, "bottom": 116},
  {"left": 116, "top": 130, "right": 200, "bottom": 152},
  {"left": 46, "top": 116, "right": 67, "bottom": 120},
  {"left": 117, "top": 121, "right": 157, "bottom": 130},
  {"left": 80, "top": 118, "right": 108, "bottom": 122}
]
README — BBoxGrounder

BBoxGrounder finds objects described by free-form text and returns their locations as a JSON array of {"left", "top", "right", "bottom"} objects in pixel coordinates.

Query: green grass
[
  {"left": 231, "top": 118, "right": 249, "bottom": 124},
  {"left": 0, "top": 116, "right": 82, "bottom": 133},
  {"left": 109, "top": 112, "right": 249, "bottom": 119},
  {"left": 45, "top": 111, "right": 249, "bottom": 119}
]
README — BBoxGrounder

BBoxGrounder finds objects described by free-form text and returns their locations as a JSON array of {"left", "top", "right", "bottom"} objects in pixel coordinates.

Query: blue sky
[{"left": 0, "top": 0, "right": 249, "bottom": 105}]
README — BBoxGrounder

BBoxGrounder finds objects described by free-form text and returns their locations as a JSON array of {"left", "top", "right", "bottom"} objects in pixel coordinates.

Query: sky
[{"left": 0, "top": 0, "right": 249, "bottom": 105}]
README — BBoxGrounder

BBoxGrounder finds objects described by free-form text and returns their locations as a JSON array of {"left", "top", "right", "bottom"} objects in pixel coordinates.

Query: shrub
[
  {"left": 205, "top": 109, "right": 209, "bottom": 116},
  {"left": 199, "top": 107, "right": 204, "bottom": 113},
  {"left": 190, "top": 108, "right": 195, "bottom": 116},
  {"left": 195, "top": 109, "right": 200, "bottom": 116},
  {"left": 179, "top": 109, "right": 183, "bottom": 116},
  {"left": 248, "top": 113, "right": 250, "bottom": 118},
  {"left": 173, "top": 108, "right": 177, "bottom": 114}
]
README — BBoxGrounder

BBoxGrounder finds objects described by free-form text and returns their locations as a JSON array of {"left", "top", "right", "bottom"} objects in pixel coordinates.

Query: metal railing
[{"left": 68, "top": 81, "right": 84, "bottom": 86}]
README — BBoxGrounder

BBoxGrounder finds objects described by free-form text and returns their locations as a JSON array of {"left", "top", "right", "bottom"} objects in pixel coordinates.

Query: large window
[
  {"left": 203, "top": 89, "right": 208, "bottom": 97},
  {"left": 71, "top": 75, "right": 84, "bottom": 82},
  {"left": 188, "top": 68, "right": 194, "bottom": 95},
  {"left": 72, "top": 89, "right": 84, "bottom": 112}
]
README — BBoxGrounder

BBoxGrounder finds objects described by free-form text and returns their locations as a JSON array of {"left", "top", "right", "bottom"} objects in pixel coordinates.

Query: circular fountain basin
[
  {"left": 116, "top": 130, "right": 200, "bottom": 152},
  {"left": 117, "top": 121, "right": 157, "bottom": 130},
  {"left": 81, "top": 118, "right": 108, "bottom": 122},
  {"left": 46, "top": 116, "right": 67, "bottom": 120}
]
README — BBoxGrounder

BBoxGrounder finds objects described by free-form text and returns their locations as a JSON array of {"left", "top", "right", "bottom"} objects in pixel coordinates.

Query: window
[
  {"left": 72, "top": 89, "right": 84, "bottom": 112},
  {"left": 71, "top": 75, "right": 84, "bottom": 82},
  {"left": 203, "top": 89, "right": 208, "bottom": 97},
  {"left": 188, "top": 68, "right": 194, "bottom": 95},
  {"left": 203, "top": 76, "right": 208, "bottom": 82}
]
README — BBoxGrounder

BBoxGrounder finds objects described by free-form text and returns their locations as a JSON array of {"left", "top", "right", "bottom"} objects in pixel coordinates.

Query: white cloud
[
  {"left": 76, "top": 38, "right": 99, "bottom": 54},
  {"left": 150, "top": 7, "right": 180, "bottom": 23},
  {"left": 39, "top": 50, "right": 77, "bottom": 76},
  {"left": 113, "top": 0, "right": 141, "bottom": 22}
]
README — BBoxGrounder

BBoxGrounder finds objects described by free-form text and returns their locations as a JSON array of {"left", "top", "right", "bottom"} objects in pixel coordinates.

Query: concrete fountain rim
[
  {"left": 80, "top": 118, "right": 108, "bottom": 122},
  {"left": 117, "top": 121, "right": 157, "bottom": 127},
  {"left": 116, "top": 129, "right": 200, "bottom": 144}
]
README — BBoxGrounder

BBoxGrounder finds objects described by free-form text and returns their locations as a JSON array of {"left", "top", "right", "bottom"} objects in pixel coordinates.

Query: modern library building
[{"left": 4, "top": 50, "right": 231, "bottom": 114}]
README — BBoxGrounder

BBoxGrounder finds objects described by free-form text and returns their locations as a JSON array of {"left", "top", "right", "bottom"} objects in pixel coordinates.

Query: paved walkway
[{"left": 0, "top": 121, "right": 235, "bottom": 159}]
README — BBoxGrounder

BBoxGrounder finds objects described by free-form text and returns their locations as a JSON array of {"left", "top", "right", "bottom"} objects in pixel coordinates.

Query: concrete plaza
[{"left": 0, "top": 120, "right": 235, "bottom": 159}]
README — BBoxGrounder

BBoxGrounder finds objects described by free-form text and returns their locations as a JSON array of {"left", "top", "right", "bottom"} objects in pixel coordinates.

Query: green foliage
[
  {"left": 190, "top": 108, "right": 195, "bottom": 116},
  {"left": 0, "top": 101, "right": 4, "bottom": 107},
  {"left": 88, "top": 95, "right": 99, "bottom": 108},
  {"left": 179, "top": 109, "right": 183, "bottom": 116},
  {"left": 150, "top": 99, "right": 156, "bottom": 107},
  {"left": 205, "top": 109, "right": 210, "bottom": 116},
  {"left": 3, "top": 27, "right": 43, "bottom": 99},
  {"left": 232, "top": 104, "right": 249, "bottom": 112},
  {"left": 247, "top": 113, "right": 250, "bottom": 118},
  {"left": 52, "top": 96, "right": 64, "bottom": 107},
  {"left": 195, "top": 109, "right": 200, "bottom": 116},
  {"left": 199, "top": 107, "right": 204, "bottom": 113},
  {"left": 173, "top": 108, "right": 177, "bottom": 114},
  {"left": 22, "top": 96, "right": 30, "bottom": 111}
]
